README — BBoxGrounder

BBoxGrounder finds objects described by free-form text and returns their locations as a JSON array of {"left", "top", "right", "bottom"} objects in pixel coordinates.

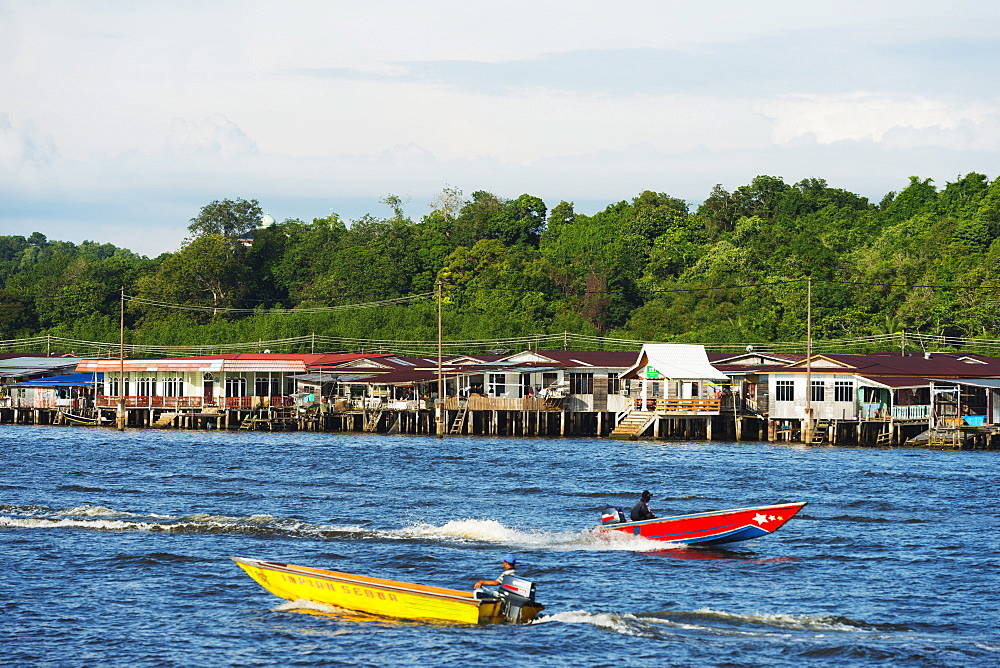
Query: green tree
[{"left": 187, "top": 198, "right": 264, "bottom": 240}]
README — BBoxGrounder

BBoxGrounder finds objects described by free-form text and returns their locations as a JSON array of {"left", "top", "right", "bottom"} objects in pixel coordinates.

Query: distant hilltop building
[{"left": 239, "top": 213, "right": 276, "bottom": 248}]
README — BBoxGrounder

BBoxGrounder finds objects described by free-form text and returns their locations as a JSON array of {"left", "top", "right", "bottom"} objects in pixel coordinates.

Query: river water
[{"left": 2, "top": 424, "right": 998, "bottom": 667}]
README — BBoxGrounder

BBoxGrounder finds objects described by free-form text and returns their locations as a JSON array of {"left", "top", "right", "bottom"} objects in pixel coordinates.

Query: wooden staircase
[
  {"left": 151, "top": 412, "right": 179, "bottom": 428},
  {"left": 609, "top": 411, "right": 657, "bottom": 440},
  {"left": 811, "top": 419, "right": 831, "bottom": 444},
  {"left": 927, "top": 427, "right": 964, "bottom": 449},
  {"left": 364, "top": 410, "right": 383, "bottom": 432},
  {"left": 449, "top": 401, "right": 469, "bottom": 434}
]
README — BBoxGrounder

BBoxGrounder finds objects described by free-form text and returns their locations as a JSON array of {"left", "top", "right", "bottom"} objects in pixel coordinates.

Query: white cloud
[
  {"left": 759, "top": 93, "right": 1000, "bottom": 147},
  {"left": 166, "top": 115, "right": 258, "bottom": 158},
  {"left": 2, "top": 1, "right": 1000, "bottom": 255}
]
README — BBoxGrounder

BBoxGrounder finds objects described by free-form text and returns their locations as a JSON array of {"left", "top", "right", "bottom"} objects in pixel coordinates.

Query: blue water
[{"left": 2, "top": 424, "right": 998, "bottom": 667}]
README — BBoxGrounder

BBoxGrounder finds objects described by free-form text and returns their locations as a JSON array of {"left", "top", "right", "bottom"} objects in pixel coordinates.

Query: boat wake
[
  {"left": 537, "top": 607, "right": 913, "bottom": 638},
  {"left": 0, "top": 505, "right": 676, "bottom": 552},
  {"left": 390, "top": 518, "right": 671, "bottom": 552},
  {"left": 0, "top": 504, "right": 368, "bottom": 538}
]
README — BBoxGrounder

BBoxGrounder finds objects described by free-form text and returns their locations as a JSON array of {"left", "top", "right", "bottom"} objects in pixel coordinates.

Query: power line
[
  {"left": 5, "top": 331, "right": 1000, "bottom": 358},
  {"left": 125, "top": 292, "right": 434, "bottom": 314}
]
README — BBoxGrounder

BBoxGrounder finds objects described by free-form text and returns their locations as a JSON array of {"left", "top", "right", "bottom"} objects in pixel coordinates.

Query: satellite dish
[
  {"left": 264, "top": 349, "right": 271, "bottom": 353},
  {"left": 746, "top": 345, "right": 753, "bottom": 352}
]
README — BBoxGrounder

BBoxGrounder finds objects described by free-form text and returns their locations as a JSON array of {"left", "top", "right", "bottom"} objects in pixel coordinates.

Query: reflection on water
[{"left": 642, "top": 547, "right": 797, "bottom": 563}]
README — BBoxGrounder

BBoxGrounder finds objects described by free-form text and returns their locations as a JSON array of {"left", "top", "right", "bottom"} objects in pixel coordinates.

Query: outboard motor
[
  {"left": 497, "top": 574, "right": 539, "bottom": 624},
  {"left": 601, "top": 506, "right": 626, "bottom": 524}
]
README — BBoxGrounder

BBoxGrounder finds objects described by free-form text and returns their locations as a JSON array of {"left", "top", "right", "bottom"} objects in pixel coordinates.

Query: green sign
[{"left": 646, "top": 365, "right": 659, "bottom": 378}]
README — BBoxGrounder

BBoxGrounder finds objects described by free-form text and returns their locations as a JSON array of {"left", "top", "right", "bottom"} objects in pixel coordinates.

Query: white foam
[
  {"left": 688, "top": 607, "right": 867, "bottom": 632},
  {"left": 535, "top": 610, "right": 651, "bottom": 636},
  {"left": 62, "top": 505, "right": 135, "bottom": 517},
  {"left": 273, "top": 599, "right": 346, "bottom": 615},
  {"left": 0, "top": 516, "right": 156, "bottom": 531},
  {"left": 391, "top": 518, "right": 676, "bottom": 552}
]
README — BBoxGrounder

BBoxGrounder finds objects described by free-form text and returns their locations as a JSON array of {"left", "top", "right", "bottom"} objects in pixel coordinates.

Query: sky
[{"left": 2, "top": 0, "right": 1000, "bottom": 257}]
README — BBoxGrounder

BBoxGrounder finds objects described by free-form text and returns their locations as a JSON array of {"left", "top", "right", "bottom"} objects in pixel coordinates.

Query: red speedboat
[{"left": 593, "top": 502, "right": 807, "bottom": 546}]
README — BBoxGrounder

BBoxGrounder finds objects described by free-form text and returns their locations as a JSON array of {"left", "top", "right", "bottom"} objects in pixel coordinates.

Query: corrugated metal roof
[
  {"left": 77, "top": 359, "right": 224, "bottom": 372},
  {"left": 929, "top": 377, "right": 1000, "bottom": 389},
  {"left": 0, "top": 357, "right": 79, "bottom": 370},
  {"left": 856, "top": 375, "right": 932, "bottom": 389},
  {"left": 222, "top": 359, "right": 306, "bottom": 372},
  {"left": 8, "top": 373, "right": 103, "bottom": 387}
]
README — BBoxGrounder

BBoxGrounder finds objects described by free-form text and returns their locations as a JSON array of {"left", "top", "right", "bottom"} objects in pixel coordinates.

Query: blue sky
[{"left": 2, "top": 0, "right": 999, "bottom": 256}]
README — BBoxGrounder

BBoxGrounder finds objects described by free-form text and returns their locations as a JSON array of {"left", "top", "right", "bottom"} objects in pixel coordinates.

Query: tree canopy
[{"left": 5, "top": 175, "right": 1000, "bottom": 351}]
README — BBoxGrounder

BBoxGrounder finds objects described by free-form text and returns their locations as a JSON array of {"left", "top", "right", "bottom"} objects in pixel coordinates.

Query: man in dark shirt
[{"left": 630, "top": 490, "right": 656, "bottom": 521}]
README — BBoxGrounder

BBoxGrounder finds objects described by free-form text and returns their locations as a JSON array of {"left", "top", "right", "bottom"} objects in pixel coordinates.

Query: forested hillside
[{"left": 3, "top": 173, "right": 1000, "bottom": 351}]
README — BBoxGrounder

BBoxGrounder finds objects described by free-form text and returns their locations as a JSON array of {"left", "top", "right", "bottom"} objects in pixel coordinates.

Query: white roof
[{"left": 622, "top": 344, "right": 729, "bottom": 380}]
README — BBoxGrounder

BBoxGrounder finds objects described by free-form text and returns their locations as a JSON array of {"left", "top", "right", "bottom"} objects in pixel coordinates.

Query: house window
[
  {"left": 834, "top": 381, "right": 854, "bottom": 402},
  {"left": 106, "top": 376, "right": 119, "bottom": 396},
  {"left": 862, "top": 387, "right": 881, "bottom": 402},
  {"left": 488, "top": 373, "right": 506, "bottom": 397},
  {"left": 542, "top": 372, "right": 558, "bottom": 390},
  {"left": 226, "top": 377, "right": 247, "bottom": 397},
  {"left": 255, "top": 377, "right": 281, "bottom": 396},
  {"left": 162, "top": 377, "right": 182, "bottom": 397},
  {"left": 568, "top": 372, "right": 593, "bottom": 394},
  {"left": 607, "top": 373, "right": 620, "bottom": 394},
  {"left": 136, "top": 377, "right": 156, "bottom": 396},
  {"left": 775, "top": 380, "right": 794, "bottom": 402},
  {"left": 811, "top": 381, "right": 825, "bottom": 402},
  {"left": 520, "top": 375, "right": 532, "bottom": 398}
]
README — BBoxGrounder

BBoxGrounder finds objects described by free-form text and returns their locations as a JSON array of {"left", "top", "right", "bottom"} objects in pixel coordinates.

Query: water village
[{"left": 2, "top": 342, "right": 999, "bottom": 449}]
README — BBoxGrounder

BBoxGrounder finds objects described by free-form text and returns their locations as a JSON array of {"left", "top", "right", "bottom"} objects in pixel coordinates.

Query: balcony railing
[
  {"left": 634, "top": 398, "right": 722, "bottom": 413},
  {"left": 94, "top": 395, "right": 292, "bottom": 409},
  {"left": 443, "top": 396, "right": 564, "bottom": 411},
  {"left": 860, "top": 403, "right": 932, "bottom": 420}
]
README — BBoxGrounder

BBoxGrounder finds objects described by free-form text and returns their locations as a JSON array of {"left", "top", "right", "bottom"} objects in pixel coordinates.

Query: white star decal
[{"left": 753, "top": 513, "right": 769, "bottom": 524}]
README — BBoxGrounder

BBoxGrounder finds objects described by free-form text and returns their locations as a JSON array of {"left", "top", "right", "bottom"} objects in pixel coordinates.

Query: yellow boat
[{"left": 231, "top": 556, "right": 544, "bottom": 625}]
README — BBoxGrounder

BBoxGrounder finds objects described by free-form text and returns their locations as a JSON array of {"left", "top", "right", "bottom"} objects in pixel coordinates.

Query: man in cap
[
  {"left": 473, "top": 554, "right": 517, "bottom": 590},
  {"left": 630, "top": 490, "right": 657, "bottom": 521}
]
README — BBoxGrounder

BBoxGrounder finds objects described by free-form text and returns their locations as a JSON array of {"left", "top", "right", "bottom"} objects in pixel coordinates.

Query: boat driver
[
  {"left": 630, "top": 490, "right": 656, "bottom": 521},
  {"left": 473, "top": 554, "right": 516, "bottom": 590}
]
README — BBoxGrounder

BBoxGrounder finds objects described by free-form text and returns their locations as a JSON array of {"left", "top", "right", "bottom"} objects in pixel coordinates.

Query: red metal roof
[{"left": 497, "top": 350, "right": 638, "bottom": 368}]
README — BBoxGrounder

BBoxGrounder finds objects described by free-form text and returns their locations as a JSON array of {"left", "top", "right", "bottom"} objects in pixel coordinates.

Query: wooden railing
[
  {"left": 634, "top": 398, "right": 722, "bottom": 413},
  {"left": 94, "top": 395, "right": 292, "bottom": 409},
  {"left": 443, "top": 396, "right": 564, "bottom": 411}
]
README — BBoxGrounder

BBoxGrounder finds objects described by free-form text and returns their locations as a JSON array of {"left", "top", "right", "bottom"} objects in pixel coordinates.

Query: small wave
[
  {"left": 63, "top": 505, "right": 134, "bottom": 517},
  {"left": 58, "top": 484, "right": 107, "bottom": 493},
  {"left": 0, "top": 504, "right": 55, "bottom": 515},
  {"left": 0, "top": 516, "right": 156, "bottom": 531},
  {"left": 827, "top": 515, "right": 889, "bottom": 524}
]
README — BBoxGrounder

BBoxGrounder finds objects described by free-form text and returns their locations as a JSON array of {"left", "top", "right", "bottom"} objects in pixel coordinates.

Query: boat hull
[
  {"left": 594, "top": 502, "right": 807, "bottom": 546},
  {"left": 231, "top": 557, "right": 542, "bottom": 625}
]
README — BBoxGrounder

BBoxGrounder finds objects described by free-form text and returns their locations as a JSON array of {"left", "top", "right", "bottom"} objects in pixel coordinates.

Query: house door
[{"left": 203, "top": 380, "right": 214, "bottom": 404}]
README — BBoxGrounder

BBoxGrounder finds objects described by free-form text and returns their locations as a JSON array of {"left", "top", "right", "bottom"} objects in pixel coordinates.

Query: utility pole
[
  {"left": 117, "top": 286, "right": 126, "bottom": 431},
  {"left": 803, "top": 277, "right": 813, "bottom": 444},
  {"left": 436, "top": 280, "right": 445, "bottom": 438}
]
